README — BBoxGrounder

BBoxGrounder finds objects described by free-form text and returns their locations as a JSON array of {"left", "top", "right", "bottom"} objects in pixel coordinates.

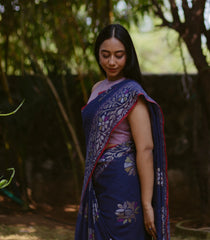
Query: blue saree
[{"left": 75, "top": 79, "right": 170, "bottom": 240}]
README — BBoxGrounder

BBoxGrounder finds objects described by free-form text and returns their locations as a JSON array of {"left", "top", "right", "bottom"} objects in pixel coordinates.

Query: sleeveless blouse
[{"left": 87, "top": 78, "right": 132, "bottom": 145}]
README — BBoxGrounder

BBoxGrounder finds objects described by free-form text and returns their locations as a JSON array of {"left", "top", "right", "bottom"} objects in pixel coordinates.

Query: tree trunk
[
  {"left": 198, "top": 69, "right": 210, "bottom": 127},
  {"left": 4, "top": 34, "right": 9, "bottom": 75},
  {"left": 0, "top": 54, "right": 13, "bottom": 104},
  {"left": 179, "top": 27, "right": 210, "bottom": 211},
  {"left": 164, "top": 0, "right": 210, "bottom": 212},
  {"left": 101, "top": 0, "right": 113, "bottom": 26},
  {"left": 107, "top": 0, "right": 114, "bottom": 24},
  {"left": 181, "top": 28, "right": 210, "bottom": 127},
  {"left": 192, "top": 89, "right": 210, "bottom": 214}
]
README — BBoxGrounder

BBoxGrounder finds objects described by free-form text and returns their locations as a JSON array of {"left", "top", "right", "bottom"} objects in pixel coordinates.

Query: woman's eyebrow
[{"left": 100, "top": 49, "right": 125, "bottom": 53}]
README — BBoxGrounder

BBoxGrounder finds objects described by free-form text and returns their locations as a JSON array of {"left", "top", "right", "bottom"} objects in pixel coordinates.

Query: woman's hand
[{"left": 143, "top": 204, "right": 157, "bottom": 240}]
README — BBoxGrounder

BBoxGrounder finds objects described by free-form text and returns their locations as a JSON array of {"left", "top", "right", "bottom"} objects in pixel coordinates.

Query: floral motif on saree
[
  {"left": 115, "top": 201, "right": 140, "bottom": 224},
  {"left": 124, "top": 155, "right": 136, "bottom": 176}
]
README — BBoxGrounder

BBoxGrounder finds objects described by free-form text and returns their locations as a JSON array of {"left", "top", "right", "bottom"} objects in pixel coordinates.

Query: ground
[
  {"left": 0, "top": 198, "right": 178, "bottom": 240},
  {"left": 0, "top": 196, "right": 209, "bottom": 240},
  {"left": 0, "top": 196, "right": 77, "bottom": 240}
]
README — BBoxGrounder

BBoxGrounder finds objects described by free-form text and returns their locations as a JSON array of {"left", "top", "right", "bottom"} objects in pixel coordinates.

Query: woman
[{"left": 75, "top": 24, "right": 170, "bottom": 240}]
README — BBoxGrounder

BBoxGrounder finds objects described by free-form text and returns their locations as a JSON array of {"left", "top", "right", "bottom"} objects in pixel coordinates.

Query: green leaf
[
  {"left": 0, "top": 99, "right": 25, "bottom": 117},
  {"left": 0, "top": 168, "right": 15, "bottom": 189}
]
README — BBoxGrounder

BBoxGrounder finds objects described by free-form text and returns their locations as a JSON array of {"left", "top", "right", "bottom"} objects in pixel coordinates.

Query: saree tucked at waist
[{"left": 75, "top": 79, "right": 170, "bottom": 240}]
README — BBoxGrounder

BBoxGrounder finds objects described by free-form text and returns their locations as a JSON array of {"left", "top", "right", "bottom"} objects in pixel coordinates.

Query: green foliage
[
  {"left": 131, "top": 25, "right": 197, "bottom": 73},
  {"left": 0, "top": 0, "right": 207, "bottom": 77},
  {"left": 0, "top": 168, "right": 15, "bottom": 189}
]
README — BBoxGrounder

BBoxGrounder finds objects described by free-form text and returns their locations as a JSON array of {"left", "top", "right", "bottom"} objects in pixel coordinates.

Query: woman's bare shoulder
[{"left": 91, "top": 80, "right": 103, "bottom": 93}]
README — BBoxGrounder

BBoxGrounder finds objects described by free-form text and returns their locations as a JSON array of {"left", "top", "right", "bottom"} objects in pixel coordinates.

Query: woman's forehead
[{"left": 99, "top": 37, "right": 125, "bottom": 51}]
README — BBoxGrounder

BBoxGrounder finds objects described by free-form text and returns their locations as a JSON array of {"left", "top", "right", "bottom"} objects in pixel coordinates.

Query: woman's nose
[{"left": 108, "top": 55, "right": 115, "bottom": 65}]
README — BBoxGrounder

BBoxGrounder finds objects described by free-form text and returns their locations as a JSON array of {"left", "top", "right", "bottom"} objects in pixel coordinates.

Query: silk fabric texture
[{"left": 75, "top": 79, "right": 170, "bottom": 240}]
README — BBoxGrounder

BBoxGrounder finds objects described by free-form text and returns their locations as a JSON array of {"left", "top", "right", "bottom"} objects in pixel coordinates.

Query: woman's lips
[{"left": 108, "top": 68, "right": 117, "bottom": 72}]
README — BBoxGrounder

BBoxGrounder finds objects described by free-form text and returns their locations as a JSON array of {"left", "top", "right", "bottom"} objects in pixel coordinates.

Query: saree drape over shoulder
[{"left": 75, "top": 79, "right": 170, "bottom": 240}]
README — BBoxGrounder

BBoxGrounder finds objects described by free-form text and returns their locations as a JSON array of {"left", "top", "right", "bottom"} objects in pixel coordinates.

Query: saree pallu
[{"left": 75, "top": 79, "right": 170, "bottom": 240}]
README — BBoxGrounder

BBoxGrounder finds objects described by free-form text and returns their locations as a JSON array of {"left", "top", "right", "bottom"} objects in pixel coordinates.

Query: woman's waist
[
  {"left": 107, "top": 121, "right": 131, "bottom": 146},
  {"left": 107, "top": 136, "right": 131, "bottom": 147}
]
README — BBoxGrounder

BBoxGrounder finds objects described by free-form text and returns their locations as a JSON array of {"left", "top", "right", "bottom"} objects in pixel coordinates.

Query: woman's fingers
[
  {"left": 146, "top": 223, "right": 157, "bottom": 239},
  {"left": 143, "top": 205, "right": 157, "bottom": 239}
]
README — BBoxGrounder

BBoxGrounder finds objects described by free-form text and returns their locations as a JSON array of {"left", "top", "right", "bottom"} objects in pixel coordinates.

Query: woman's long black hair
[{"left": 94, "top": 24, "right": 143, "bottom": 84}]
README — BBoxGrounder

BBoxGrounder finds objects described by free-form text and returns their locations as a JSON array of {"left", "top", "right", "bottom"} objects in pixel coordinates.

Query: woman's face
[{"left": 99, "top": 37, "right": 126, "bottom": 81}]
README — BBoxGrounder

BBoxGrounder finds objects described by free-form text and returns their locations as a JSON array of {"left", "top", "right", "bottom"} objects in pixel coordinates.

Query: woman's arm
[{"left": 128, "top": 97, "right": 157, "bottom": 239}]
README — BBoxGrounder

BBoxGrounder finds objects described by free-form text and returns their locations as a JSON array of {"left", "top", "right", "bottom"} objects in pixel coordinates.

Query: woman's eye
[
  {"left": 102, "top": 55, "right": 109, "bottom": 58},
  {"left": 116, "top": 55, "right": 124, "bottom": 59}
]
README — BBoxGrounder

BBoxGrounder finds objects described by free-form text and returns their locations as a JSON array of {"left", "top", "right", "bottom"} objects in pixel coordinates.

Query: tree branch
[
  {"left": 182, "top": 0, "right": 191, "bottom": 22},
  {"left": 168, "top": 0, "right": 181, "bottom": 26},
  {"left": 151, "top": 0, "right": 172, "bottom": 28},
  {"left": 190, "top": 0, "right": 206, "bottom": 32},
  {"left": 202, "top": 25, "right": 210, "bottom": 51},
  {"left": 192, "top": 0, "right": 206, "bottom": 10}
]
